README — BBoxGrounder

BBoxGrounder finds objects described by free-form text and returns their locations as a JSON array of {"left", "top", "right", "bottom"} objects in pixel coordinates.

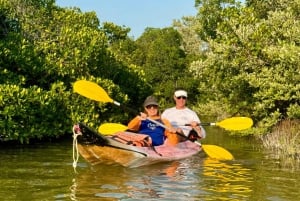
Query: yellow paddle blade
[
  {"left": 98, "top": 123, "right": 128, "bottom": 135},
  {"left": 216, "top": 117, "right": 253, "bottom": 131},
  {"left": 73, "top": 80, "right": 114, "bottom": 103},
  {"left": 202, "top": 144, "right": 234, "bottom": 160}
]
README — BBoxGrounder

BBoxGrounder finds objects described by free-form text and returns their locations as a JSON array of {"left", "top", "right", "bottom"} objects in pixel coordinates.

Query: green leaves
[
  {"left": 1, "top": 0, "right": 299, "bottom": 142},
  {"left": 132, "top": 28, "right": 200, "bottom": 105},
  {"left": 185, "top": 0, "right": 300, "bottom": 134},
  {"left": 0, "top": 83, "right": 70, "bottom": 143}
]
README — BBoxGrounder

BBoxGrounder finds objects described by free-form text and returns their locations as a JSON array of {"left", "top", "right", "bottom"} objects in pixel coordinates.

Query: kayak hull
[{"left": 74, "top": 123, "right": 202, "bottom": 168}]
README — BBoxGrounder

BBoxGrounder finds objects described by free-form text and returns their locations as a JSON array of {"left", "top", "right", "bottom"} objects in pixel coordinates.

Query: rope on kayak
[
  {"left": 72, "top": 125, "right": 82, "bottom": 173},
  {"left": 69, "top": 178, "right": 77, "bottom": 200}
]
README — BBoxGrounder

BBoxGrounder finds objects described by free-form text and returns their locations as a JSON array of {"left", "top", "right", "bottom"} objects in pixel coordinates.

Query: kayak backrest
[{"left": 111, "top": 132, "right": 152, "bottom": 147}]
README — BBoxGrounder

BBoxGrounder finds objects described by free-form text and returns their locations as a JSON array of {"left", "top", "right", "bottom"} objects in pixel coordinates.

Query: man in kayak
[
  {"left": 161, "top": 89, "right": 206, "bottom": 142},
  {"left": 127, "top": 96, "right": 180, "bottom": 146}
]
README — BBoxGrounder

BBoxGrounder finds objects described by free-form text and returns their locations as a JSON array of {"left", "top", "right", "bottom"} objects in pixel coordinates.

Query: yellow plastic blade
[
  {"left": 73, "top": 80, "right": 113, "bottom": 103},
  {"left": 202, "top": 144, "right": 234, "bottom": 160},
  {"left": 98, "top": 123, "right": 128, "bottom": 135},
  {"left": 216, "top": 117, "right": 253, "bottom": 131}
]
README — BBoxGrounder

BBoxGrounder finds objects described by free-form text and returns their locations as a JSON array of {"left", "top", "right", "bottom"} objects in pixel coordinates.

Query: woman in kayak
[{"left": 127, "top": 96, "right": 180, "bottom": 146}]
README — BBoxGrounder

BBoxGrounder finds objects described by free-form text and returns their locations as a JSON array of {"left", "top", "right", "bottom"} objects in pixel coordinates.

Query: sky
[{"left": 55, "top": 0, "right": 197, "bottom": 38}]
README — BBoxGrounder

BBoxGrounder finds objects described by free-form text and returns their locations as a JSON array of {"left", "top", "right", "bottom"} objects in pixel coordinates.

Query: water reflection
[
  {"left": 69, "top": 158, "right": 205, "bottom": 200},
  {"left": 201, "top": 158, "right": 253, "bottom": 200},
  {"left": 1, "top": 135, "right": 300, "bottom": 200},
  {"left": 69, "top": 156, "right": 257, "bottom": 200},
  {"left": 69, "top": 163, "right": 130, "bottom": 200}
]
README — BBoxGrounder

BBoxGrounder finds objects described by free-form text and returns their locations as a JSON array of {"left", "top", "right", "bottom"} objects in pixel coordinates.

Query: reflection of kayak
[{"left": 73, "top": 123, "right": 202, "bottom": 168}]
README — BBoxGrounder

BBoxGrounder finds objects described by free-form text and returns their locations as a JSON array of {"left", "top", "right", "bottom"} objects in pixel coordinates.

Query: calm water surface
[{"left": 0, "top": 127, "right": 299, "bottom": 201}]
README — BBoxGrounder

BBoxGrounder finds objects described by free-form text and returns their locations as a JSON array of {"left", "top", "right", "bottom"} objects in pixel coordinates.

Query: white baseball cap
[{"left": 174, "top": 90, "right": 187, "bottom": 98}]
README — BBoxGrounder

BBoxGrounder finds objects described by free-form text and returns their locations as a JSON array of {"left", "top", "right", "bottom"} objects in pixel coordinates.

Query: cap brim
[{"left": 144, "top": 102, "right": 158, "bottom": 107}]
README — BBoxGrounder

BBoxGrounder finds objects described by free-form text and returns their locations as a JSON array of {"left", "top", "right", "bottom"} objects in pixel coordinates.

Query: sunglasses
[
  {"left": 146, "top": 105, "right": 158, "bottom": 109},
  {"left": 176, "top": 96, "right": 187, "bottom": 100}
]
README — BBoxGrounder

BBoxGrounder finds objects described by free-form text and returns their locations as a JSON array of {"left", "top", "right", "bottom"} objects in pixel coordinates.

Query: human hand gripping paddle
[{"left": 73, "top": 80, "right": 253, "bottom": 160}]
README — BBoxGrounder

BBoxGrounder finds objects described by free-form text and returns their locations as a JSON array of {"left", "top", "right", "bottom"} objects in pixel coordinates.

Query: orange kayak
[{"left": 73, "top": 123, "right": 202, "bottom": 168}]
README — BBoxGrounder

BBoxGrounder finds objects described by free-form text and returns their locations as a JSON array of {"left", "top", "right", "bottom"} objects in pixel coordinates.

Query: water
[{"left": 0, "top": 128, "right": 299, "bottom": 201}]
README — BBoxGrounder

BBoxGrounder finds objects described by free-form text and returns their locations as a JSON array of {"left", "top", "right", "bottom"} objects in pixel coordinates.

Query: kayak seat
[{"left": 111, "top": 131, "right": 152, "bottom": 147}]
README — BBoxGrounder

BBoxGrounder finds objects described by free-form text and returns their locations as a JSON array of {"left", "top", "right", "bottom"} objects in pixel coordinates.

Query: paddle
[
  {"left": 98, "top": 117, "right": 253, "bottom": 135},
  {"left": 74, "top": 80, "right": 253, "bottom": 131},
  {"left": 98, "top": 122, "right": 234, "bottom": 160},
  {"left": 185, "top": 116, "right": 253, "bottom": 131},
  {"left": 73, "top": 80, "right": 238, "bottom": 160}
]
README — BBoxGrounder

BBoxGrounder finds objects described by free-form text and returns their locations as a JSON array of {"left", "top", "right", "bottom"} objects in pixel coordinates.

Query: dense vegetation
[{"left": 0, "top": 0, "right": 299, "bottom": 144}]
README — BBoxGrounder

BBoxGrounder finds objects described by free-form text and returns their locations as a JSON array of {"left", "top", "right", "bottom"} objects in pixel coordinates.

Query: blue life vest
[{"left": 139, "top": 119, "right": 165, "bottom": 146}]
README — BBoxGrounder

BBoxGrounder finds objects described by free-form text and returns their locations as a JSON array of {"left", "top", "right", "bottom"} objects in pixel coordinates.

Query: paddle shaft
[
  {"left": 109, "top": 99, "right": 206, "bottom": 129},
  {"left": 74, "top": 80, "right": 252, "bottom": 130},
  {"left": 186, "top": 123, "right": 215, "bottom": 126},
  {"left": 98, "top": 122, "right": 234, "bottom": 160},
  {"left": 146, "top": 118, "right": 202, "bottom": 146}
]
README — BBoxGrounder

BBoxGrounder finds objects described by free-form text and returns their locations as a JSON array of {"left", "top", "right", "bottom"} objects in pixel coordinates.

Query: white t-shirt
[{"left": 161, "top": 107, "right": 206, "bottom": 138}]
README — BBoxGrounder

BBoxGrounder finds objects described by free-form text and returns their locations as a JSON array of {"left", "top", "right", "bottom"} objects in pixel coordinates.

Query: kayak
[{"left": 72, "top": 123, "right": 202, "bottom": 168}]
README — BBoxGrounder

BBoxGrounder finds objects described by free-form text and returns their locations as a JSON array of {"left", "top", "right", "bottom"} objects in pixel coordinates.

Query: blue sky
[{"left": 55, "top": 0, "right": 197, "bottom": 38}]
